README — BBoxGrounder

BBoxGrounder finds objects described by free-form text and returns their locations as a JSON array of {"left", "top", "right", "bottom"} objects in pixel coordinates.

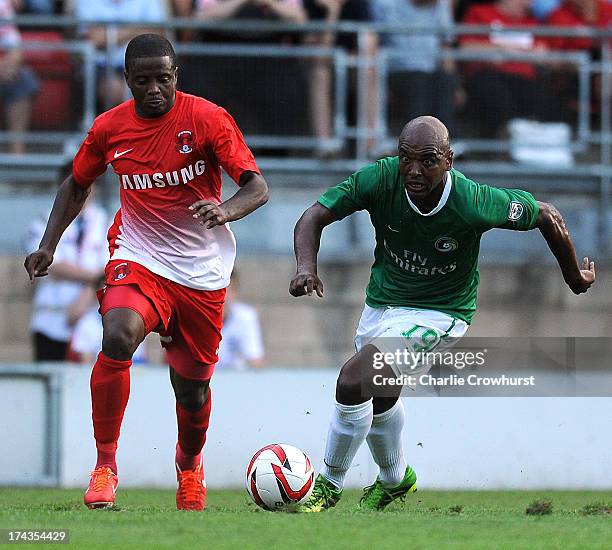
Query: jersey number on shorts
[{"left": 401, "top": 326, "right": 441, "bottom": 353}]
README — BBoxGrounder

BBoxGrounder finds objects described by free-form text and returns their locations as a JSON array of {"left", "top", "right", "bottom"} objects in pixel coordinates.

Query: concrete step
[{"left": 0, "top": 255, "right": 32, "bottom": 300}]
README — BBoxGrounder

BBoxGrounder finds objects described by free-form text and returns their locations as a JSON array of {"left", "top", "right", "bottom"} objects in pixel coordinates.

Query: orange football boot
[
  {"left": 84, "top": 467, "right": 118, "bottom": 509},
  {"left": 176, "top": 462, "right": 206, "bottom": 511}
]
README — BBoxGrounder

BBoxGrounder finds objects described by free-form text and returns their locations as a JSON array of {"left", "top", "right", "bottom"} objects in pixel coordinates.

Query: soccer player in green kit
[{"left": 289, "top": 116, "right": 596, "bottom": 512}]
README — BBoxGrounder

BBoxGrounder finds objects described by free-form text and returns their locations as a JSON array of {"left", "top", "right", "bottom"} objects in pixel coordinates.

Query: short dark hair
[{"left": 125, "top": 34, "right": 177, "bottom": 71}]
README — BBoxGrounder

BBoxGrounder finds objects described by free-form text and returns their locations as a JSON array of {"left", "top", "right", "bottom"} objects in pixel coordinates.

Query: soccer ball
[{"left": 245, "top": 443, "right": 314, "bottom": 511}]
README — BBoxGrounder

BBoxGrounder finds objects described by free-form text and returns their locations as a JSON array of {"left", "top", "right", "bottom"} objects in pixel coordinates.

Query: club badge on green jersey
[
  {"left": 434, "top": 237, "right": 459, "bottom": 253},
  {"left": 508, "top": 201, "right": 525, "bottom": 221}
]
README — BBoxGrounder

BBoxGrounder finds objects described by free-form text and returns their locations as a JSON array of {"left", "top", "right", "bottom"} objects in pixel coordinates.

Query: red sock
[
  {"left": 90, "top": 352, "right": 132, "bottom": 474},
  {"left": 175, "top": 390, "right": 212, "bottom": 471}
]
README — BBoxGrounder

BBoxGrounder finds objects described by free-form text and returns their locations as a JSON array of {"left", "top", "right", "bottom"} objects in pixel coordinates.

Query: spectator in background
[
  {"left": 174, "top": 0, "right": 306, "bottom": 40},
  {"left": 73, "top": 0, "right": 166, "bottom": 110},
  {"left": 176, "top": 0, "right": 308, "bottom": 141},
  {"left": 547, "top": 0, "right": 612, "bottom": 52},
  {"left": 531, "top": 0, "right": 561, "bottom": 21},
  {"left": 25, "top": 167, "right": 108, "bottom": 361},
  {"left": 460, "top": 0, "right": 557, "bottom": 137},
  {"left": 180, "top": 0, "right": 306, "bottom": 25},
  {"left": 303, "top": 0, "right": 373, "bottom": 157},
  {"left": 67, "top": 306, "right": 148, "bottom": 364},
  {"left": 454, "top": 0, "right": 490, "bottom": 21},
  {"left": 0, "top": 0, "right": 39, "bottom": 154},
  {"left": 371, "top": 0, "right": 457, "bottom": 137},
  {"left": 545, "top": 1, "right": 612, "bottom": 123},
  {"left": 17, "top": 0, "right": 54, "bottom": 14},
  {"left": 216, "top": 270, "right": 264, "bottom": 370}
]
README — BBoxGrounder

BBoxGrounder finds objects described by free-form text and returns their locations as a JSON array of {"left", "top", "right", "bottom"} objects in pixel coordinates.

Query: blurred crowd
[{"left": 2, "top": 0, "right": 612, "bottom": 155}]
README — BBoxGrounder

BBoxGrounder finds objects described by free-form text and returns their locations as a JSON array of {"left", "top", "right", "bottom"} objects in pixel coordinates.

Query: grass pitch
[{"left": 1, "top": 488, "right": 611, "bottom": 549}]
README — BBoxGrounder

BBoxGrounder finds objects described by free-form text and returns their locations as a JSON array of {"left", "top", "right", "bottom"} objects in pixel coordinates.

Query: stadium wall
[
  {"left": 1, "top": 365, "right": 611, "bottom": 490},
  {"left": 1, "top": 255, "right": 610, "bottom": 364}
]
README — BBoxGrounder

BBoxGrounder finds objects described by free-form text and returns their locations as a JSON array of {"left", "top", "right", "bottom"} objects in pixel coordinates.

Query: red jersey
[
  {"left": 547, "top": 1, "right": 612, "bottom": 51},
  {"left": 461, "top": 5, "right": 544, "bottom": 79},
  {"left": 73, "top": 91, "right": 260, "bottom": 291}
]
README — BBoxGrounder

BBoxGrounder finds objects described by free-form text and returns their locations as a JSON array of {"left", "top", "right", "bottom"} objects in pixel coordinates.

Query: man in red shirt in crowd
[
  {"left": 545, "top": 1, "right": 612, "bottom": 120},
  {"left": 547, "top": 0, "right": 612, "bottom": 52},
  {"left": 461, "top": 0, "right": 556, "bottom": 136},
  {"left": 24, "top": 34, "right": 269, "bottom": 511}
]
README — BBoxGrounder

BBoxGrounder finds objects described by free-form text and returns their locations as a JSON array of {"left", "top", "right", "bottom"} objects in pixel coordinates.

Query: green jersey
[{"left": 318, "top": 157, "right": 539, "bottom": 324}]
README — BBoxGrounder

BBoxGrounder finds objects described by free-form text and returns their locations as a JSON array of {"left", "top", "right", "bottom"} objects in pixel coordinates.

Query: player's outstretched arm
[
  {"left": 190, "top": 171, "right": 269, "bottom": 229},
  {"left": 535, "top": 201, "right": 595, "bottom": 294},
  {"left": 290, "top": 203, "right": 337, "bottom": 297},
  {"left": 24, "top": 176, "right": 91, "bottom": 283}
]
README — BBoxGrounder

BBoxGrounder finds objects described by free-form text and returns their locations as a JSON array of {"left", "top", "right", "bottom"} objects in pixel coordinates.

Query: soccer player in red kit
[{"left": 24, "top": 34, "right": 269, "bottom": 511}]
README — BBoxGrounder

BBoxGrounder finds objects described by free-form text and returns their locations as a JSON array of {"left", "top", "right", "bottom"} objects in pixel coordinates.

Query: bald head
[
  {"left": 399, "top": 116, "right": 451, "bottom": 155},
  {"left": 397, "top": 116, "right": 453, "bottom": 206}
]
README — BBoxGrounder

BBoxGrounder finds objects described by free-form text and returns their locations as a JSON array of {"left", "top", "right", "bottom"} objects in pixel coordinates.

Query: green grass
[{"left": 1, "top": 488, "right": 612, "bottom": 549}]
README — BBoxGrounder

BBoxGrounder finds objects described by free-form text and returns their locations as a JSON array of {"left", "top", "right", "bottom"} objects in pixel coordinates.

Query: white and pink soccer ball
[{"left": 245, "top": 444, "right": 314, "bottom": 511}]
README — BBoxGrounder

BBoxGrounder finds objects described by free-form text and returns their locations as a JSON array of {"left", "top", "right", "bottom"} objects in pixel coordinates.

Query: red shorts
[{"left": 97, "top": 260, "right": 226, "bottom": 381}]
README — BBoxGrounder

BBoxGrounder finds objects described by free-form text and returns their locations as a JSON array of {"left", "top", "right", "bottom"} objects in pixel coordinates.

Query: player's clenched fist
[
  {"left": 24, "top": 248, "right": 54, "bottom": 283},
  {"left": 189, "top": 200, "right": 229, "bottom": 229},
  {"left": 289, "top": 270, "right": 324, "bottom": 297},
  {"left": 568, "top": 257, "right": 596, "bottom": 294}
]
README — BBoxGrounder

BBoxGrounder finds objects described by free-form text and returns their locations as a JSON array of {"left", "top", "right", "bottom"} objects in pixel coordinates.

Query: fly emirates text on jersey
[{"left": 383, "top": 239, "right": 457, "bottom": 276}]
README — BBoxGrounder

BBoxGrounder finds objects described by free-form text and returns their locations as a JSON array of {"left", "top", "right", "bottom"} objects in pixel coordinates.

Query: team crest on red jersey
[
  {"left": 176, "top": 130, "right": 194, "bottom": 154},
  {"left": 113, "top": 262, "right": 131, "bottom": 281}
]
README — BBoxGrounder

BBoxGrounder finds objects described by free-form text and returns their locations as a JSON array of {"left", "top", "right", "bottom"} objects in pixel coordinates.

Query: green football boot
[
  {"left": 297, "top": 474, "right": 343, "bottom": 513},
  {"left": 358, "top": 465, "right": 417, "bottom": 511}
]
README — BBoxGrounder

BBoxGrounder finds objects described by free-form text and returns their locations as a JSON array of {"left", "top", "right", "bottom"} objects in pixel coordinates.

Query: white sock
[
  {"left": 366, "top": 399, "right": 407, "bottom": 487},
  {"left": 320, "top": 399, "right": 373, "bottom": 489}
]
